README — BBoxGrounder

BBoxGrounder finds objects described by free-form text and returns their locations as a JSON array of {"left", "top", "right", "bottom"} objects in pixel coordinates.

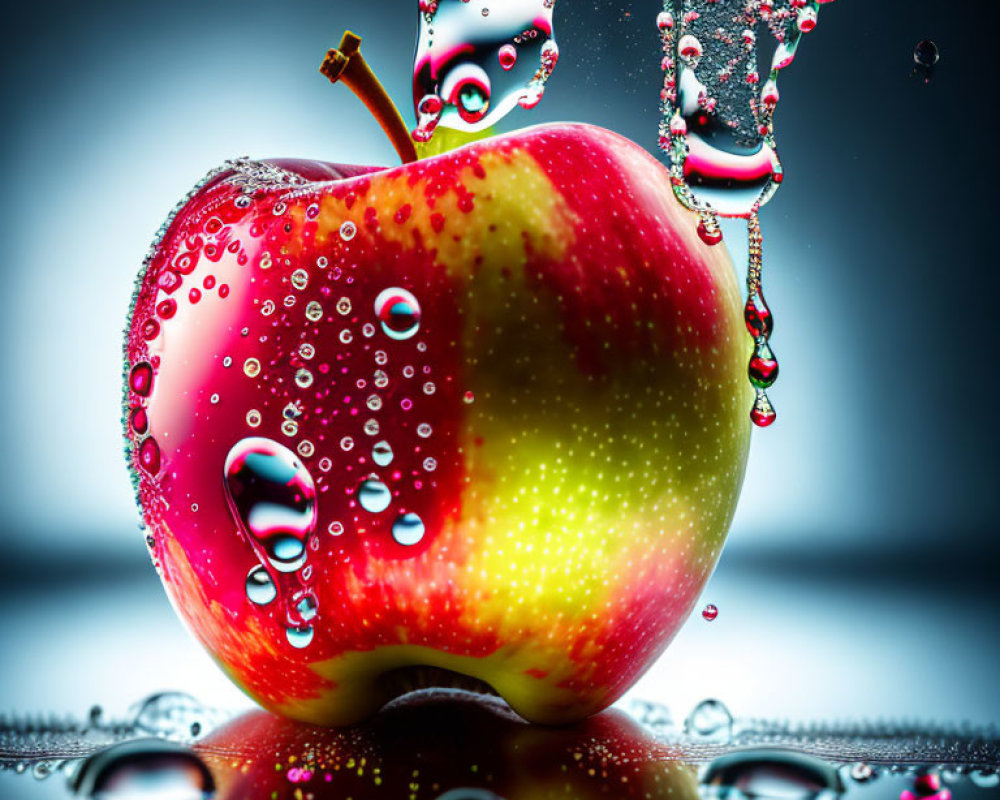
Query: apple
[
  {"left": 123, "top": 33, "right": 750, "bottom": 726},
  {"left": 199, "top": 692, "right": 700, "bottom": 799}
]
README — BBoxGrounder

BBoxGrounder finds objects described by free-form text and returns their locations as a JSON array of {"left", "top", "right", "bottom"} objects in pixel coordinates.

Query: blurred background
[{"left": 0, "top": 0, "right": 996, "bottom": 736}]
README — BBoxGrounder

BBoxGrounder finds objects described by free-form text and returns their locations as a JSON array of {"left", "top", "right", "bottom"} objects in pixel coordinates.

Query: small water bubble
[
  {"left": 375, "top": 350, "right": 388, "bottom": 365},
  {"left": 328, "top": 520, "right": 345, "bottom": 536},
  {"left": 392, "top": 512, "right": 426, "bottom": 546},
  {"left": 685, "top": 699, "right": 733, "bottom": 742},
  {"left": 305, "top": 301, "right": 324, "bottom": 322},
  {"left": 243, "top": 358, "right": 261, "bottom": 378},
  {"left": 286, "top": 625, "right": 314, "bottom": 648},
  {"left": 297, "top": 440, "right": 315, "bottom": 458},
  {"left": 417, "top": 423, "right": 433, "bottom": 438},
  {"left": 403, "top": 365, "right": 416, "bottom": 378},
  {"left": 245, "top": 565, "right": 277, "bottom": 605},
  {"left": 209, "top": 393, "right": 220, "bottom": 405},
  {"left": 295, "top": 368, "right": 314, "bottom": 388},
  {"left": 358, "top": 478, "right": 392, "bottom": 513},
  {"left": 913, "top": 40, "right": 939, "bottom": 68},
  {"left": 290, "top": 269, "right": 309, "bottom": 290},
  {"left": 849, "top": 763, "right": 875, "bottom": 783},
  {"left": 374, "top": 287, "right": 421, "bottom": 340},
  {"left": 246, "top": 409, "right": 262, "bottom": 428},
  {"left": 292, "top": 590, "right": 319, "bottom": 623},
  {"left": 373, "top": 440, "right": 394, "bottom": 467},
  {"left": 337, "top": 297, "right": 352, "bottom": 315},
  {"left": 222, "top": 356, "right": 232, "bottom": 368},
  {"left": 374, "top": 369, "right": 389, "bottom": 388},
  {"left": 364, "top": 419, "right": 380, "bottom": 436},
  {"left": 340, "top": 221, "right": 357, "bottom": 241},
  {"left": 298, "top": 342, "right": 315, "bottom": 360},
  {"left": 702, "top": 603, "right": 718, "bottom": 621},
  {"left": 283, "top": 402, "right": 303, "bottom": 420},
  {"left": 318, "top": 457, "right": 332, "bottom": 472},
  {"left": 423, "top": 381, "right": 436, "bottom": 395},
  {"left": 339, "top": 329, "right": 354, "bottom": 344},
  {"left": 423, "top": 456, "right": 437, "bottom": 472},
  {"left": 363, "top": 322, "right": 376, "bottom": 338},
  {"left": 281, "top": 419, "right": 299, "bottom": 437},
  {"left": 261, "top": 298, "right": 275, "bottom": 316},
  {"left": 366, "top": 393, "right": 383, "bottom": 411},
  {"left": 463, "top": 390, "right": 475, "bottom": 404},
  {"left": 340, "top": 436, "right": 355, "bottom": 451}
]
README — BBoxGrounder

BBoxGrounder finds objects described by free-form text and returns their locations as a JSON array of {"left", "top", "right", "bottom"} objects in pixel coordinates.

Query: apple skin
[
  {"left": 199, "top": 692, "right": 700, "bottom": 799},
  {"left": 124, "top": 122, "right": 750, "bottom": 726}
]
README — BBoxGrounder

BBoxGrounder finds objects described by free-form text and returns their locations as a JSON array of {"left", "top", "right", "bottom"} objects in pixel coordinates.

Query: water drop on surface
[
  {"left": 357, "top": 478, "right": 392, "bottom": 513},
  {"left": 392, "top": 512, "right": 426, "bottom": 546},
  {"left": 131, "top": 692, "right": 216, "bottom": 740},
  {"left": 245, "top": 565, "right": 277, "bottom": 605},
  {"left": 129, "top": 362, "right": 154, "bottom": 397},
  {"left": 373, "top": 440, "right": 394, "bottom": 467},
  {"left": 340, "top": 220, "right": 357, "bottom": 241},
  {"left": 70, "top": 739, "right": 214, "bottom": 800},
  {"left": 685, "top": 699, "right": 734, "bottom": 742},
  {"left": 374, "top": 287, "right": 421, "bottom": 340},
  {"left": 701, "top": 749, "right": 843, "bottom": 800},
  {"left": 286, "top": 625, "right": 314, "bottom": 649},
  {"left": 224, "top": 438, "right": 317, "bottom": 573}
]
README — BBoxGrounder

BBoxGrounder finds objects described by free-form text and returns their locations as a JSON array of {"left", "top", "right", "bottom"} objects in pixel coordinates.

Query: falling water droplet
[
  {"left": 357, "top": 478, "right": 392, "bottom": 513},
  {"left": 751, "top": 388, "right": 777, "bottom": 428},
  {"left": 245, "top": 565, "right": 277, "bottom": 605},
  {"left": 392, "top": 512, "right": 426, "bottom": 546},
  {"left": 224, "top": 438, "right": 317, "bottom": 573},
  {"left": 749, "top": 340, "right": 779, "bottom": 389},
  {"left": 685, "top": 699, "right": 734, "bottom": 742},
  {"left": 702, "top": 603, "right": 718, "bottom": 621},
  {"left": 70, "top": 739, "right": 215, "bottom": 799},
  {"left": 374, "top": 287, "right": 421, "bottom": 340}
]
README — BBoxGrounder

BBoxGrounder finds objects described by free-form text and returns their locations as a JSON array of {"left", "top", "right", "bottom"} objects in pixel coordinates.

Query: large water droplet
[
  {"left": 701, "top": 749, "right": 844, "bottom": 800},
  {"left": 392, "top": 512, "right": 426, "bottom": 546},
  {"left": 129, "top": 362, "right": 154, "bottom": 397},
  {"left": 357, "top": 478, "right": 392, "bottom": 513},
  {"left": 413, "top": 0, "right": 559, "bottom": 136},
  {"left": 685, "top": 698, "right": 734, "bottom": 742},
  {"left": 69, "top": 739, "right": 214, "bottom": 799},
  {"left": 131, "top": 692, "right": 215, "bottom": 740},
  {"left": 245, "top": 565, "right": 277, "bottom": 605},
  {"left": 224, "top": 438, "right": 317, "bottom": 573},
  {"left": 374, "top": 287, "right": 421, "bottom": 341}
]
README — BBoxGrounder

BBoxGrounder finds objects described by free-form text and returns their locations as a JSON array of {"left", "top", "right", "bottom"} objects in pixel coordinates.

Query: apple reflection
[{"left": 197, "top": 691, "right": 698, "bottom": 799}]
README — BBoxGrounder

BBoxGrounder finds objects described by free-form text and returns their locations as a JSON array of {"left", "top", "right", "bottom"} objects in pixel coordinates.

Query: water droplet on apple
[
  {"left": 290, "top": 589, "right": 318, "bottom": 623},
  {"left": 392, "top": 512, "right": 426, "bottom": 546},
  {"left": 129, "top": 362, "right": 154, "bottom": 397},
  {"left": 357, "top": 478, "right": 392, "bottom": 513},
  {"left": 373, "top": 440, "right": 394, "bottom": 467},
  {"left": 685, "top": 699, "right": 734, "bottom": 742},
  {"left": 374, "top": 287, "right": 421, "bottom": 340},
  {"left": 286, "top": 625, "right": 314, "bottom": 649},
  {"left": 224, "top": 438, "right": 317, "bottom": 573},
  {"left": 243, "top": 358, "right": 261, "bottom": 378},
  {"left": 340, "top": 221, "right": 357, "bottom": 242},
  {"left": 129, "top": 407, "right": 149, "bottom": 435},
  {"left": 245, "top": 565, "right": 277, "bottom": 605},
  {"left": 413, "top": 0, "right": 558, "bottom": 136}
]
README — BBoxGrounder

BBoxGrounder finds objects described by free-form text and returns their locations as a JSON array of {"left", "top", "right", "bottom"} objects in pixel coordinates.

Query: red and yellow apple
[
  {"left": 123, "top": 40, "right": 750, "bottom": 725},
  {"left": 199, "top": 693, "right": 700, "bottom": 799}
]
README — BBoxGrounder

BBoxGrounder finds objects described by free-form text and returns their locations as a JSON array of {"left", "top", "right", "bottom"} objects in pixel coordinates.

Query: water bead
[
  {"left": 295, "top": 368, "right": 314, "bottom": 388},
  {"left": 340, "top": 221, "right": 357, "bottom": 241},
  {"left": 417, "top": 423, "right": 433, "bottom": 438},
  {"left": 245, "top": 566, "right": 277, "bottom": 605},
  {"left": 702, "top": 603, "right": 718, "bottom": 621},
  {"left": 373, "top": 441, "right": 394, "bottom": 467},
  {"left": 223, "top": 438, "right": 317, "bottom": 574},
  {"left": 392, "top": 512, "right": 426, "bottom": 546},
  {"left": 374, "top": 287, "right": 421, "bottom": 340},
  {"left": 305, "top": 301, "right": 324, "bottom": 321},
  {"left": 281, "top": 419, "right": 299, "bottom": 437},
  {"left": 246, "top": 409, "right": 262, "bottom": 428},
  {"left": 290, "top": 269, "right": 309, "bottom": 290},
  {"left": 357, "top": 478, "right": 392, "bottom": 513},
  {"left": 297, "top": 440, "right": 315, "bottom": 458},
  {"left": 139, "top": 437, "right": 161, "bottom": 474},
  {"left": 685, "top": 699, "right": 733, "bottom": 742},
  {"left": 364, "top": 419, "right": 380, "bottom": 436},
  {"left": 286, "top": 625, "right": 314, "bottom": 648},
  {"left": 337, "top": 297, "right": 352, "bottom": 315},
  {"left": 129, "top": 362, "right": 154, "bottom": 397}
]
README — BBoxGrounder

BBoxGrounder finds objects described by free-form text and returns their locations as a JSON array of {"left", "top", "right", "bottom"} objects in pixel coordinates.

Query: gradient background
[{"left": 1, "top": 0, "right": 997, "bottom": 742}]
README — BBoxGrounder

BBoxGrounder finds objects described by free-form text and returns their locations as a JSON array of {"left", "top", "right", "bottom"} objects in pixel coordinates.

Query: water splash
[
  {"left": 657, "top": 0, "right": 838, "bottom": 427},
  {"left": 412, "top": 0, "right": 558, "bottom": 141}
]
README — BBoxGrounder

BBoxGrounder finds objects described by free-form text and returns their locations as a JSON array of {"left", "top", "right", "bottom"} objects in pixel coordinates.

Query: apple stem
[{"left": 320, "top": 31, "right": 418, "bottom": 165}]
